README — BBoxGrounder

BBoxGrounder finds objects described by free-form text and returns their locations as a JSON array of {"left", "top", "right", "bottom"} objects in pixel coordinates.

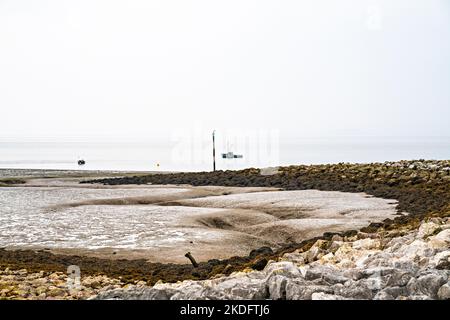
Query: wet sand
[{"left": 0, "top": 169, "right": 401, "bottom": 263}]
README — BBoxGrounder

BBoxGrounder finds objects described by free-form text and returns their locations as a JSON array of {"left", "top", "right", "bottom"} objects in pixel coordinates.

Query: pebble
[{"left": 437, "top": 283, "right": 450, "bottom": 300}]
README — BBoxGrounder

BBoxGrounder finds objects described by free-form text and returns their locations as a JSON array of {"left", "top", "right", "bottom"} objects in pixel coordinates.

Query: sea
[{"left": 0, "top": 135, "right": 448, "bottom": 172}]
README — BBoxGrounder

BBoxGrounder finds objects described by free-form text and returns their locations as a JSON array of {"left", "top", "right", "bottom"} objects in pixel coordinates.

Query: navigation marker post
[{"left": 212, "top": 130, "right": 216, "bottom": 172}]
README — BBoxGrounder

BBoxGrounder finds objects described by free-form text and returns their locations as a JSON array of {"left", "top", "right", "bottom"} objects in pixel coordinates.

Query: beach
[{"left": 0, "top": 160, "right": 449, "bottom": 300}]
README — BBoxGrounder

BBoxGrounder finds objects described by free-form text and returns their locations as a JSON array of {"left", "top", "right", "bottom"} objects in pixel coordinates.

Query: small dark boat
[{"left": 78, "top": 159, "right": 86, "bottom": 165}]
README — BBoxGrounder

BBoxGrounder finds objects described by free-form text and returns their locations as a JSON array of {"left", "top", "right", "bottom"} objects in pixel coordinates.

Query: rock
[
  {"left": 303, "top": 265, "right": 346, "bottom": 284},
  {"left": 143, "top": 288, "right": 178, "bottom": 300},
  {"left": 18, "top": 283, "right": 32, "bottom": 292},
  {"left": 417, "top": 222, "right": 441, "bottom": 239},
  {"left": 409, "top": 295, "right": 433, "bottom": 300},
  {"left": 263, "top": 261, "right": 301, "bottom": 279},
  {"left": 328, "top": 241, "right": 343, "bottom": 253},
  {"left": 337, "top": 259, "right": 355, "bottom": 269},
  {"left": 333, "top": 243, "right": 355, "bottom": 261},
  {"left": 406, "top": 272, "right": 447, "bottom": 298},
  {"left": 211, "top": 275, "right": 266, "bottom": 300},
  {"left": 304, "top": 246, "right": 321, "bottom": 263},
  {"left": 37, "top": 293, "right": 46, "bottom": 300},
  {"left": 356, "top": 232, "right": 379, "bottom": 240},
  {"left": 281, "top": 252, "right": 305, "bottom": 265},
  {"left": 82, "top": 278, "right": 101, "bottom": 288},
  {"left": 334, "top": 280, "right": 374, "bottom": 300},
  {"left": 94, "top": 287, "right": 147, "bottom": 300},
  {"left": 380, "top": 286, "right": 407, "bottom": 299},
  {"left": 342, "top": 269, "right": 364, "bottom": 281},
  {"left": 11, "top": 288, "right": 28, "bottom": 297},
  {"left": 331, "top": 235, "right": 343, "bottom": 242},
  {"left": 385, "top": 270, "right": 413, "bottom": 287},
  {"left": 251, "top": 258, "right": 268, "bottom": 271},
  {"left": 267, "top": 275, "right": 287, "bottom": 300},
  {"left": 222, "top": 264, "right": 234, "bottom": 274},
  {"left": 401, "top": 239, "right": 433, "bottom": 259},
  {"left": 319, "top": 252, "right": 335, "bottom": 264},
  {"left": 285, "top": 280, "right": 333, "bottom": 300},
  {"left": 437, "top": 283, "right": 450, "bottom": 300},
  {"left": 169, "top": 283, "right": 207, "bottom": 300},
  {"left": 436, "top": 259, "right": 450, "bottom": 270},
  {"left": 364, "top": 252, "right": 395, "bottom": 268},
  {"left": 311, "top": 239, "right": 330, "bottom": 250},
  {"left": 373, "top": 291, "right": 394, "bottom": 300},
  {"left": 392, "top": 259, "right": 419, "bottom": 274},
  {"left": 16, "top": 269, "right": 27, "bottom": 275},
  {"left": 387, "top": 233, "right": 415, "bottom": 248},
  {"left": 430, "top": 251, "right": 450, "bottom": 269},
  {"left": 249, "top": 246, "right": 273, "bottom": 258},
  {"left": 47, "top": 288, "right": 66, "bottom": 298},
  {"left": 35, "top": 286, "right": 47, "bottom": 295},
  {"left": 352, "top": 238, "right": 381, "bottom": 250},
  {"left": 48, "top": 272, "right": 59, "bottom": 279},
  {"left": 0, "top": 288, "right": 11, "bottom": 295},
  {"left": 136, "top": 281, "right": 147, "bottom": 287},
  {"left": 96, "top": 285, "right": 116, "bottom": 292},
  {"left": 322, "top": 272, "right": 349, "bottom": 285},
  {"left": 302, "top": 266, "right": 325, "bottom": 281},
  {"left": 428, "top": 229, "right": 450, "bottom": 249},
  {"left": 311, "top": 292, "right": 346, "bottom": 300}
]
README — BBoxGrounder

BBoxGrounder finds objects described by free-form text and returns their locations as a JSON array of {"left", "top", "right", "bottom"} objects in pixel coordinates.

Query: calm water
[{"left": 0, "top": 136, "right": 448, "bottom": 172}]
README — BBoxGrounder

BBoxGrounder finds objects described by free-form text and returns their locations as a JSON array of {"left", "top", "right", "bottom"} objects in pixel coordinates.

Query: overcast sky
[{"left": 0, "top": 0, "right": 449, "bottom": 139}]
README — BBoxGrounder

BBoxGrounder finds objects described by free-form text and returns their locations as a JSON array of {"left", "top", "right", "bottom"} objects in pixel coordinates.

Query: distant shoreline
[{"left": 0, "top": 168, "right": 176, "bottom": 180}]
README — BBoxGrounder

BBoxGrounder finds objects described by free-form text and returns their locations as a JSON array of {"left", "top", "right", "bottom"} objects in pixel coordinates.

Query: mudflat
[{"left": 0, "top": 171, "right": 398, "bottom": 263}]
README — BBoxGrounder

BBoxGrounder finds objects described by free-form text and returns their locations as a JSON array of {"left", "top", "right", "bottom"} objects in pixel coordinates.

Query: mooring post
[
  {"left": 185, "top": 251, "right": 199, "bottom": 268},
  {"left": 212, "top": 130, "right": 216, "bottom": 172}
]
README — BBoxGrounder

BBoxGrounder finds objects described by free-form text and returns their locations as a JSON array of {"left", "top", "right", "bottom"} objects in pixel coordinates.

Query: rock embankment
[{"left": 94, "top": 217, "right": 450, "bottom": 300}]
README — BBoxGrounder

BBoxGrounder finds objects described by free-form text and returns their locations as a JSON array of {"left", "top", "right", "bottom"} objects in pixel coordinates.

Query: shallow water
[
  {"left": 0, "top": 186, "right": 191, "bottom": 248},
  {"left": 1, "top": 136, "right": 448, "bottom": 172}
]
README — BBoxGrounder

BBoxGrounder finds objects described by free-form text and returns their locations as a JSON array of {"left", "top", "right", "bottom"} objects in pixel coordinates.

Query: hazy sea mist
[{"left": 0, "top": 136, "right": 448, "bottom": 172}]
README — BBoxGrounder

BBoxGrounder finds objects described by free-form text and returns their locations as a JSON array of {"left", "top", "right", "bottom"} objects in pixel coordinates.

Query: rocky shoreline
[
  {"left": 3, "top": 215, "right": 447, "bottom": 300},
  {"left": 1, "top": 160, "right": 449, "bottom": 299},
  {"left": 94, "top": 217, "right": 450, "bottom": 300}
]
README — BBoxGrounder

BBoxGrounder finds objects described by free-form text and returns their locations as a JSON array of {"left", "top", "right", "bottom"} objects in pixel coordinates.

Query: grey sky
[{"left": 1, "top": 0, "right": 449, "bottom": 139}]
